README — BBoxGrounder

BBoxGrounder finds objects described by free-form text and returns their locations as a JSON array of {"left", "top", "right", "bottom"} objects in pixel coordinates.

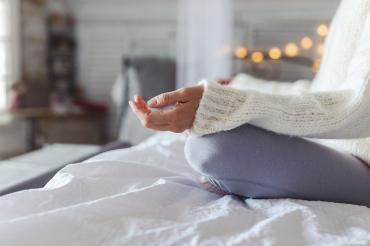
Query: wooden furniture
[{"left": 11, "top": 108, "right": 107, "bottom": 150}]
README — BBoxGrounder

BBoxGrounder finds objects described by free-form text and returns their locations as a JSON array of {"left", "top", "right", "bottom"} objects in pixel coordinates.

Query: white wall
[
  {"left": 70, "top": 0, "right": 341, "bottom": 103},
  {"left": 234, "top": 0, "right": 340, "bottom": 21},
  {"left": 70, "top": 0, "right": 177, "bottom": 103}
]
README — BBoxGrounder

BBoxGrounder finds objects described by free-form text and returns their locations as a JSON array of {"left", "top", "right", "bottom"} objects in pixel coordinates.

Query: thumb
[{"left": 148, "top": 89, "right": 185, "bottom": 108}]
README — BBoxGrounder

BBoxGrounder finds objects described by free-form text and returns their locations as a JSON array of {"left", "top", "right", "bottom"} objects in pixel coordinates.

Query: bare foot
[{"left": 199, "top": 176, "right": 230, "bottom": 196}]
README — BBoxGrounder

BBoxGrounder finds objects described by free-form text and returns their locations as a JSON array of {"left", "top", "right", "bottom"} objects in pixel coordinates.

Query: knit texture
[{"left": 190, "top": 0, "right": 370, "bottom": 165}]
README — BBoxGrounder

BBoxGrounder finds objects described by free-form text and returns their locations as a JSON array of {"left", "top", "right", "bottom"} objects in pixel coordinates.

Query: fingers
[
  {"left": 129, "top": 99, "right": 186, "bottom": 133},
  {"left": 134, "top": 95, "right": 150, "bottom": 113},
  {"left": 129, "top": 100, "right": 150, "bottom": 126},
  {"left": 145, "top": 110, "right": 173, "bottom": 125},
  {"left": 129, "top": 97, "right": 173, "bottom": 130},
  {"left": 148, "top": 88, "right": 187, "bottom": 108},
  {"left": 145, "top": 103, "right": 189, "bottom": 133},
  {"left": 129, "top": 85, "right": 203, "bottom": 133}
]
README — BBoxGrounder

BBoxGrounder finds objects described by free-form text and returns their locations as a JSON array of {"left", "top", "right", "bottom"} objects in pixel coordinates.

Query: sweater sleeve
[
  {"left": 229, "top": 73, "right": 311, "bottom": 95},
  {"left": 190, "top": 80, "right": 370, "bottom": 139}
]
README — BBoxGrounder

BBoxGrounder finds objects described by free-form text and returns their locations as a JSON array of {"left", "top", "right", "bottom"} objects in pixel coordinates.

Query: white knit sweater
[{"left": 191, "top": 0, "right": 370, "bottom": 165}]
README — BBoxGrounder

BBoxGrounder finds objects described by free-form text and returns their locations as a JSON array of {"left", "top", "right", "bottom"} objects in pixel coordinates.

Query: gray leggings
[{"left": 185, "top": 124, "right": 370, "bottom": 207}]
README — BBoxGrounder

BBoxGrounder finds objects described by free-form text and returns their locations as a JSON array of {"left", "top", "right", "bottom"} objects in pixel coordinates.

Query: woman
[{"left": 130, "top": 0, "right": 370, "bottom": 207}]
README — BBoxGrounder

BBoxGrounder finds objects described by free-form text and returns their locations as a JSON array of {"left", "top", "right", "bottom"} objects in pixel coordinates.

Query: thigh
[{"left": 185, "top": 124, "right": 370, "bottom": 207}]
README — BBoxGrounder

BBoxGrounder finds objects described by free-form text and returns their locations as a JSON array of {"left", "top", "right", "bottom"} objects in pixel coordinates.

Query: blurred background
[{"left": 0, "top": 0, "right": 339, "bottom": 160}]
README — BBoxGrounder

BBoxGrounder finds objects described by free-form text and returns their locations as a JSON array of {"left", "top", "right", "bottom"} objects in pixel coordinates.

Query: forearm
[{"left": 191, "top": 81, "right": 370, "bottom": 139}]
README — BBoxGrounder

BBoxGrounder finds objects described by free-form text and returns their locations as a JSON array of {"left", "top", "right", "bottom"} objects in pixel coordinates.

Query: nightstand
[{"left": 11, "top": 108, "right": 107, "bottom": 150}]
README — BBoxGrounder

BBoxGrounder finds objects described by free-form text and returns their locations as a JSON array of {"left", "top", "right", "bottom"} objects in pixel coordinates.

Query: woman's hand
[{"left": 129, "top": 84, "right": 204, "bottom": 133}]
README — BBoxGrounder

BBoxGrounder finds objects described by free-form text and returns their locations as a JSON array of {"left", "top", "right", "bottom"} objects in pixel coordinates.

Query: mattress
[{"left": 0, "top": 133, "right": 369, "bottom": 245}]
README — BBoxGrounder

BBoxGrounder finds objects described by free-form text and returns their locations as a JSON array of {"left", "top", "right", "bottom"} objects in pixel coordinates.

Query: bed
[{"left": 0, "top": 132, "right": 369, "bottom": 245}]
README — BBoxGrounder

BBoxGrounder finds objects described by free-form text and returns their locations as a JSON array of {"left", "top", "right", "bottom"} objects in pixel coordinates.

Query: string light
[
  {"left": 300, "top": 36, "right": 313, "bottom": 50},
  {"left": 232, "top": 24, "right": 327, "bottom": 68},
  {"left": 235, "top": 47, "right": 248, "bottom": 59},
  {"left": 251, "top": 51, "right": 264, "bottom": 63},
  {"left": 285, "top": 43, "right": 299, "bottom": 57},
  {"left": 317, "top": 24, "right": 329, "bottom": 37},
  {"left": 312, "top": 58, "right": 321, "bottom": 72},
  {"left": 268, "top": 47, "right": 282, "bottom": 60},
  {"left": 317, "top": 43, "right": 325, "bottom": 56}
]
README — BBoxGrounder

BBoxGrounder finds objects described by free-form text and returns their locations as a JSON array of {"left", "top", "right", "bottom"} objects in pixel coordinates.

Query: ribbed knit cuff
[{"left": 189, "top": 80, "right": 247, "bottom": 136}]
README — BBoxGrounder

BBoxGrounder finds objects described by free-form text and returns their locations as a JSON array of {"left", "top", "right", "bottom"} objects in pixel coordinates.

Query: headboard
[{"left": 112, "top": 57, "right": 176, "bottom": 144}]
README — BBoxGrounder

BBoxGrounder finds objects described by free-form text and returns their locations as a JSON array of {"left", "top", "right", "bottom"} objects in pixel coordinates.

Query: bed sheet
[{"left": 0, "top": 133, "right": 370, "bottom": 246}]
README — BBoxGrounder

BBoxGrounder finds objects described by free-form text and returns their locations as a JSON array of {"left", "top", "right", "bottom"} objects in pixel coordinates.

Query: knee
[
  {"left": 184, "top": 133, "right": 229, "bottom": 177},
  {"left": 184, "top": 124, "right": 269, "bottom": 177}
]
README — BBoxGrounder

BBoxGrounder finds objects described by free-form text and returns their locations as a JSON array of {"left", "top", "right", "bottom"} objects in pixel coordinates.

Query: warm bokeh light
[
  {"left": 251, "top": 51, "right": 264, "bottom": 63},
  {"left": 285, "top": 43, "right": 299, "bottom": 57},
  {"left": 317, "top": 24, "right": 329, "bottom": 37},
  {"left": 268, "top": 47, "right": 282, "bottom": 60},
  {"left": 317, "top": 43, "right": 325, "bottom": 56},
  {"left": 312, "top": 58, "right": 321, "bottom": 72},
  {"left": 300, "top": 37, "right": 313, "bottom": 50},
  {"left": 235, "top": 47, "right": 248, "bottom": 59}
]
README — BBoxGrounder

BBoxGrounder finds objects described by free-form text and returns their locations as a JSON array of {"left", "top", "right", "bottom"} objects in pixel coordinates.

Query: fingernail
[
  {"left": 148, "top": 98, "right": 157, "bottom": 107},
  {"left": 134, "top": 96, "right": 139, "bottom": 103}
]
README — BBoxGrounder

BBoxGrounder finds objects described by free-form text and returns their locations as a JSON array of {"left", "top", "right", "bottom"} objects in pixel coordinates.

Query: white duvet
[{"left": 0, "top": 133, "right": 370, "bottom": 246}]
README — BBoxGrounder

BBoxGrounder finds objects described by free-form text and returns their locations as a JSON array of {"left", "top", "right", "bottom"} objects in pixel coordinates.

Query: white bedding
[{"left": 0, "top": 133, "right": 370, "bottom": 246}]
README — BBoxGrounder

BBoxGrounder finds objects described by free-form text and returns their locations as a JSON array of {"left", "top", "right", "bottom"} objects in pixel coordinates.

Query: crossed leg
[{"left": 185, "top": 124, "right": 370, "bottom": 207}]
